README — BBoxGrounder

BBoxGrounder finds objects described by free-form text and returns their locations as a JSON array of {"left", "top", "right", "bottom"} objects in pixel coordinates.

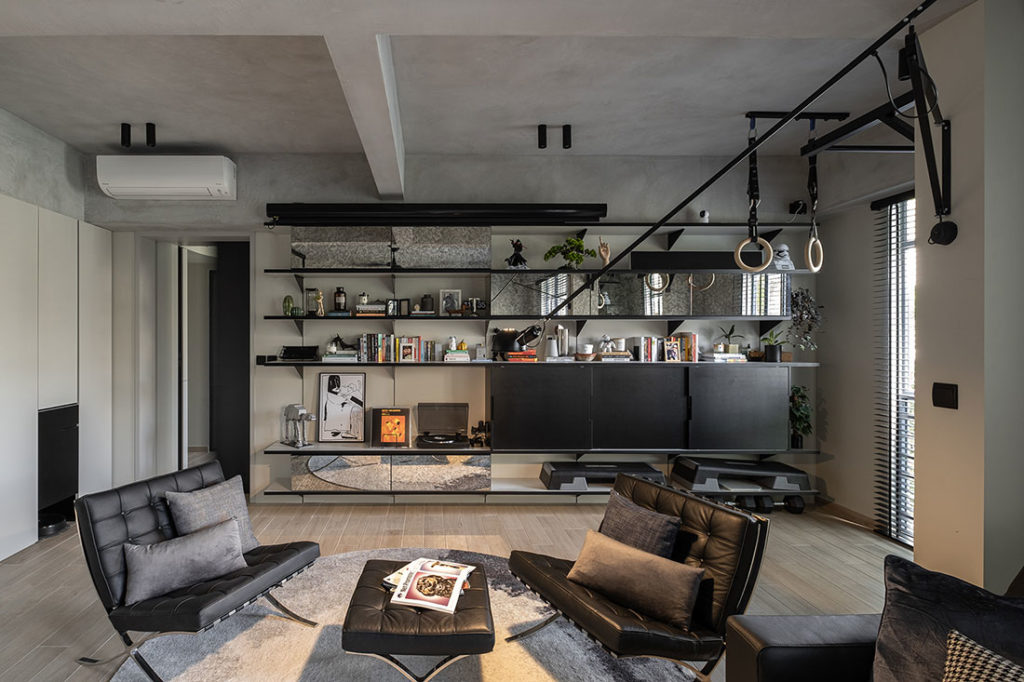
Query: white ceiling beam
[{"left": 326, "top": 33, "right": 405, "bottom": 199}]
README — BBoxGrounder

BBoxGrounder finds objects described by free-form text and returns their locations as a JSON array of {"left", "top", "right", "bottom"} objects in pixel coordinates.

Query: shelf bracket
[
  {"left": 576, "top": 320, "right": 588, "bottom": 335},
  {"left": 291, "top": 318, "right": 304, "bottom": 335},
  {"left": 760, "top": 229, "right": 783, "bottom": 244},
  {"left": 292, "top": 273, "right": 304, "bottom": 291},
  {"left": 667, "top": 319, "right": 686, "bottom": 336},
  {"left": 666, "top": 229, "right": 686, "bottom": 250},
  {"left": 292, "top": 365, "right": 303, "bottom": 379},
  {"left": 759, "top": 320, "right": 783, "bottom": 337}
]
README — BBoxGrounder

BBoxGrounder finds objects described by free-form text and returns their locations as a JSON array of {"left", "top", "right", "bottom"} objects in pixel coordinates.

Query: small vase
[
  {"left": 282, "top": 295, "right": 294, "bottom": 316},
  {"left": 791, "top": 433, "right": 804, "bottom": 450},
  {"left": 765, "top": 344, "right": 783, "bottom": 362}
]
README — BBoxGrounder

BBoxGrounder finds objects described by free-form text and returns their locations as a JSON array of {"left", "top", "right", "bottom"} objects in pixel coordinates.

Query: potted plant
[
  {"left": 788, "top": 288, "right": 823, "bottom": 351},
  {"left": 789, "top": 385, "right": 813, "bottom": 449},
  {"left": 760, "top": 328, "right": 785, "bottom": 362},
  {"left": 717, "top": 324, "right": 745, "bottom": 354},
  {"left": 543, "top": 236, "right": 597, "bottom": 270}
]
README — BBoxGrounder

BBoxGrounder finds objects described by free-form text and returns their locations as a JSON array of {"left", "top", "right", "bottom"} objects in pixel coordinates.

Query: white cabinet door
[
  {"left": 0, "top": 193, "right": 39, "bottom": 560},
  {"left": 38, "top": 208, "right": 78, "bottom": 409},
  {"left": 79, "top": 221, "right": 113, "bottom": 494}
]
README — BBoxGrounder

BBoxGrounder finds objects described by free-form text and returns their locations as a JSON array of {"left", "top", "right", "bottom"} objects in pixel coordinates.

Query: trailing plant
[
  {"left": 760, "top": 328, "right": 785, "bottom": 347},
  {"left": 543, "top": 237, "right": 597, "bottom": 269},
  {"left": 790, "top": 385, "right": 813, "bottom": 437},
  {"left": 788, "top": 288, "right": 823, "bottom": 351},
  {"left": 718, "top": 324, "right": 745, "bottom": 344}
]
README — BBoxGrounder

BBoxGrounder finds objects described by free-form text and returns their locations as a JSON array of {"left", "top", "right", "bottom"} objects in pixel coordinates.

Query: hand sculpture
[{"left": 598, "top": 238, "right": 611, "bottom": 267}]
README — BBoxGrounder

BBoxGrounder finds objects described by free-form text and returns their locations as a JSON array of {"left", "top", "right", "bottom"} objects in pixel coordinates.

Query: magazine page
[
  {"left": 383, "top": 557, "right": 476, "bottom": 589},
  {"left": 389, "top": 558, "right": 477, "bottom": 613}
]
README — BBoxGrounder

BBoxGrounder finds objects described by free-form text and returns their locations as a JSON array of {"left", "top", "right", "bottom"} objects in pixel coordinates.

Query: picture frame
[
  {"left": 399, "top": 298, "right": 411, "bottom": 316},
  {"left": 371, "top": 407, "right": 411, "bottom": 447},
  {"left": 399, "top": 341, "right": 417, "bottom": 363},
  {"left": 317, "top": 372, "right": 365, "bottom": 442},
  {"left": 386, "top": 298, "right": 400, "bottom": 317},
  {"left": 664, "top": 339, "right": 681, "bottom": 362},
  {"left": 439, "top": 289, "right": 462, "bottom": 316}
]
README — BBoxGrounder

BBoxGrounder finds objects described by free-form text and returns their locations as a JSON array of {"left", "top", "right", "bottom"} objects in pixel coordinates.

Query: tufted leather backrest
[
  {"left": 614, "top": 474, "right": 769, "bottom": 635},
  {"left": 74, "top": 462, "right": 226, "bottom": 611}
]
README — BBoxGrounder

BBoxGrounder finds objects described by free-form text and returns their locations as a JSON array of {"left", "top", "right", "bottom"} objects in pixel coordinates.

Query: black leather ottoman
[
  {"left": 726, "top": 614, "right": 881, "bottom": 682},
  {"left": 342, "top": 559, "right": 495, "bottom": 682}
]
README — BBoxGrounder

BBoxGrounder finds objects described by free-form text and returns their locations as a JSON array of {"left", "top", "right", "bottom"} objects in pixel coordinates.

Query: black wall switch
[{"left": 932, "top": 382, "right": 958, "bottom": 409}]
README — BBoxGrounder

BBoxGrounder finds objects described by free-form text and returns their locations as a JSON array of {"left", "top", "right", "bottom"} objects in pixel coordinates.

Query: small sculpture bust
[{"left": 448, "top": 336, "right": 458, "bottom": 351}]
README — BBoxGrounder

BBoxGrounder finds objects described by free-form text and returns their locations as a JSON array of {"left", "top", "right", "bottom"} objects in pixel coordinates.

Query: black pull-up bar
[{"left": 542, "top": 0, "right": 941, "bottom": 322}]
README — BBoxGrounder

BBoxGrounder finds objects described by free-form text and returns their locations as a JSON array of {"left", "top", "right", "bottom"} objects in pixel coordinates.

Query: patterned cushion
[
  {"left": 943, "top": 630, "right": 1024, "bottom": 682},
  {"left": 599, "top": 490, "right": 680, "bottom": 557},
  {"left": 123, "top": 519, "right": 248, "bottom": 605},
  {"left": 165, "top": 475, "right": 259, "bottom": 552}
]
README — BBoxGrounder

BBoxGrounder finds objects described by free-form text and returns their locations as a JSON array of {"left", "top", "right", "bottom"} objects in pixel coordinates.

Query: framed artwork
[
  {"left": 439, "top": 289, "right": 462, "bottom": 316},
  {"left": 664, "top": 339, "right": 681, "bottom": 362},
  {"left": 371, "top": 407, "right": 411, "bottom": 447},
  {"left": 386, "top": 298, "right": 400, "bottom": 317},
  {"left": 399, "top": 298, "right": 411, "bottom": 316},
  {"left": 399, "top": 341, "right": 417, "bottom": 362},
  {"left": 317, "top": 372, "right": 365, "bottom": 442}
]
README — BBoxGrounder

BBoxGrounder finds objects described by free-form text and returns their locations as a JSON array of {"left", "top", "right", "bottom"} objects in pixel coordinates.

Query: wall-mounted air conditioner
[{"left": 96, "top": 155, "right": 236, "bottom": 200}]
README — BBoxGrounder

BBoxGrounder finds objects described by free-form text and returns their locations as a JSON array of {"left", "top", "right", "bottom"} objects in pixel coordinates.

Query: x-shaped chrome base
[{"left": 347, "top": 651, "right": 471, "bottom": 682}]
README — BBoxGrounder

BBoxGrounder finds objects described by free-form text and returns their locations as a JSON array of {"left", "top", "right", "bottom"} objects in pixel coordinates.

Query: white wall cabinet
[
  {"left": 0, "top": 193, "right": 40, "bottom": 559},
  {"left": 38, "top": 208, "right": 78, "bottom": 409}
]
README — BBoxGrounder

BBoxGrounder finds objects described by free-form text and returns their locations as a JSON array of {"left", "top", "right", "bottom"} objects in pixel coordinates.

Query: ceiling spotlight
[
  {"left": 562, "top": 124, "right": 572, "bottom": 149},
  {"left": 121, "top": 123, "right": 131, "bottom": 148},
  {"left": 146, "top": 122, "right": 156, "bottom": 148},
  {"left": 538, "top": 124, "right": 547, "bottom": 149}
]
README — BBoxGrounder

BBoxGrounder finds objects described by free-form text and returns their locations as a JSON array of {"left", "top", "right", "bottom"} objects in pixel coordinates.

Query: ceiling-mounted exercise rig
[
  {"left": 805, "top": 119, "right": 824, "bottom": 272},
  {"left": 735, "top": 117, "right": 773, "bottom": 272}
]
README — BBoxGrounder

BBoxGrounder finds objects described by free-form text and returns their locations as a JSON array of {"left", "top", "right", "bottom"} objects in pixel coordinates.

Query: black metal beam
[
  {"left": 880, "top": 113, "right": 914, "bottom": 141},
  {"left": 265, "top": 203, "right": 608, "bottom": 226},
  {"left": 800, "top": 91, "right": 915, "bottom": 157},
  {"left": 543, "top": 0, "right": 941, "bottom": 322},
  {"left": 826, "top": 145, "right": 915, "bottom": 154},
  {"left": 905, "top": 27, "right": 950, "bottom": 216},
  {"left": 746, "top": 111, "right": 849, "bottom": 122}
]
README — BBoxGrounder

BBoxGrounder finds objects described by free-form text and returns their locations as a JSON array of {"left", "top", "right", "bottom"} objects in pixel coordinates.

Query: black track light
[
  {"left": 146, "top": 122, "right": 156, "bottom": 147},
  {"left": 562, "top": 124, "right": 572, "bottom": 149},
  {"left": 538, "top": 124, "right": 547, "bottom": 149},
  {"left": 121, "top": 123, "right": 131, "bottom": 148}
]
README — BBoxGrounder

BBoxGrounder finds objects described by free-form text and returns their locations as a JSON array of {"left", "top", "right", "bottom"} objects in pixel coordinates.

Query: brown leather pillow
[{"left": 567, "top": 529, "right": 704, "bottom": 631}]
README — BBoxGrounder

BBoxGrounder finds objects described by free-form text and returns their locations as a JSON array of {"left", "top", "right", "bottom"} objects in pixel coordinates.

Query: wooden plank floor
[{"left": 0, "top": 505, "right": 910, "bottom": 681}]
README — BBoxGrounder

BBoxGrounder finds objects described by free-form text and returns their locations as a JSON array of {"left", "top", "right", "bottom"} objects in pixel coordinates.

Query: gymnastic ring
[
  {"left": 686, "top": 273, "right": 715, "bottom": 291},
  {"left": 644, "top": 273, "right": 672, "bottom": 293},
  {"left": 734, "top": 237, "right": 773, "bottom": 272},
  {"left": 805, "top": 236, "right": 823, "bottom": 272}
]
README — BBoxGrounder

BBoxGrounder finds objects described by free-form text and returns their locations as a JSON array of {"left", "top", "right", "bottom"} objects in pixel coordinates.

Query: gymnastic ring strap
[
  {"left": 735, "top": 237, "right": 773, "bottom": 273},
  {"left": 686, "top": 273, "right": 716, "bottom": 292}
]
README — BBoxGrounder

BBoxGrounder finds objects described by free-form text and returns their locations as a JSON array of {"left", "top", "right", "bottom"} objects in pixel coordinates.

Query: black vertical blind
[{"left": 873, "top": 198, "right": 916, "bottom": 545}]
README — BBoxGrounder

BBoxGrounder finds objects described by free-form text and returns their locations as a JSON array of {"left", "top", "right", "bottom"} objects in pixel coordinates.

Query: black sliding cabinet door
[
  {"left": 490, "top": 365, "right": 591, "bottom": 450},
  {"left": 688, "top": 365, "right": 789, "bottom": 450},
  {"left": 591, "top": 365, "right": 686, "bottom": 449},
  {"left": 209, "top": 242, "right": 251, "bottom": 491}
]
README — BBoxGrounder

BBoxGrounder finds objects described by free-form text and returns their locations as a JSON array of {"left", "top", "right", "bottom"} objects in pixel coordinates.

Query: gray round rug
[{"left": 112, "top": 547, "right": 696, "bottom": 681}]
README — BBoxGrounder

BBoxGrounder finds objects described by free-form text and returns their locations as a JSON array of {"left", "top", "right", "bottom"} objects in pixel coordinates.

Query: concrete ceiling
[
  {"left": 0, "top": 0, "right": 972, "bottom": 198},
  {"left": 0, "top": 36, "right": 361, "bottom": 155}
]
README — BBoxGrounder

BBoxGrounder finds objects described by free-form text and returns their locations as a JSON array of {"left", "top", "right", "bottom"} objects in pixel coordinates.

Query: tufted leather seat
[
  {"left": 343, "top": 559, "right": 495, "bottom": 656},
  {"left": 75, "top": 461, "right": 320, "bottom": 679},
  {"left": 508, "top": 474, "right": 769, "bottom": 676}
]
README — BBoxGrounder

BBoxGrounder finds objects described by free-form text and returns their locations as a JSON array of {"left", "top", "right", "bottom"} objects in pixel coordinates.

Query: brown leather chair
[{"left": 508, "top": 474, "right": 770, "bottom": 677}]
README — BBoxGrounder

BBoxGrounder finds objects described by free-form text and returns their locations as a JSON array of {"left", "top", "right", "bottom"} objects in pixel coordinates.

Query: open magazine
[{"left": 384, "top": 558, "right": 476, "bottom": 614}]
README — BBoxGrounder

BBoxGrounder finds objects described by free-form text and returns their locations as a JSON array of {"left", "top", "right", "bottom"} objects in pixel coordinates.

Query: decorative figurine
[
  {"left": 358, "top": 292, "right": 369, "bottom": 305},
  {"left": 282, "top": 294, "right": 294, "bottom": 316},
  {"left": 599, "top": 334, "right": 616, "bottom": 353},
  {"left": 598, "top": 237, "right": 611, "bottom": 267},
  {"left": 773, "top": 243, "right": 796, "bottom": 270},
  {"left": 505, "top": 239, "right": 529, "bottom": 269},
  {"left": 447, "top": 336, "right": 458, "bottom": 351},
  {"left": 457, "top": 340, "right": 468, "bottom": 351},
  {"left": 315, "top": 290, "right": 325, "bottom": 317}
]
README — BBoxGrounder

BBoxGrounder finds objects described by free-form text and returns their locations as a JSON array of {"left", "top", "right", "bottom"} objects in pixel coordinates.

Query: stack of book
[
  {"left": 505, "top": 349, "right": 538, "bottom": 362},
  {"left": 598, "top": 350, "right": 633, "bottom": 362},
  {"left": 629, "top": 336, "right": 662, "bottom": 362},
  {"left": 355, "top": 302, "right": 387, "bottom": 317},
  {"left": 322, "top": 350, "right": 359, "bottom": 363},
  {"left": 678, "top": 332, "right": 699, "bottom": 362},
  {"left": 443, "top": 349, "right": 471, "bottom": 362},
  {"left": 326, "top": 310, "right": 352, "bottom": 318},
  {"left": 702, "top": 352, "right": 748, "bottom": 363}
]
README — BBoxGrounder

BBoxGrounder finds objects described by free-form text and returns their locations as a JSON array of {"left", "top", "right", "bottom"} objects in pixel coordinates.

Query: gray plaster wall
[
  {"left": 0, "top": 107, "right": 85, "bottom": 219},
  {"left": 82, "top": 150, "right": 807, "bottom": 232}
]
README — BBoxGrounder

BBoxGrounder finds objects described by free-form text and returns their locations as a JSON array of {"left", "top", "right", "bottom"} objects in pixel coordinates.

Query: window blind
[{"left": 873, "top": 198, "right": 916, "bottom": 546}]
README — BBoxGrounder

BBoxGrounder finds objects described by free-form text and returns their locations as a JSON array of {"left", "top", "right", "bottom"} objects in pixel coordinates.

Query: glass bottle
[{"left": 334, "top": 287, "right": 346, "bottom": 312}]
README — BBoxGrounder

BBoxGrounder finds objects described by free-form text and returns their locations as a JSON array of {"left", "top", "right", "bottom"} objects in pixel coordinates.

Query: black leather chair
[
  {"left": 725, "top": 564, "right": 1024, "bottom": 682},
  {"left": 74, "top": 462, "right": 320, "bottom": 681},
  {"left": 508, "top": 474, "right": 770, "bottom": 678}
]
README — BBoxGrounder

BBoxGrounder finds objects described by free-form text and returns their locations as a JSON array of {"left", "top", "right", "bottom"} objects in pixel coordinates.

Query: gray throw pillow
[
  {"left": 166, "top": 475, "right": 259, "bottom": 552},
  {"left": 123, "top": 519, "right": 248, "bottom": 605},
  {"left": 599, "top": 490, "right": 680, "bottom": 557},
  {"left": 568, "top": 529, "right": 704, "bottom": 631},
  {"left": 943, "top": 630, "right": 1024, "bottom": 682},
  {"left": 874, "top": 555, "right": 1024, "bottom": 682}
]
